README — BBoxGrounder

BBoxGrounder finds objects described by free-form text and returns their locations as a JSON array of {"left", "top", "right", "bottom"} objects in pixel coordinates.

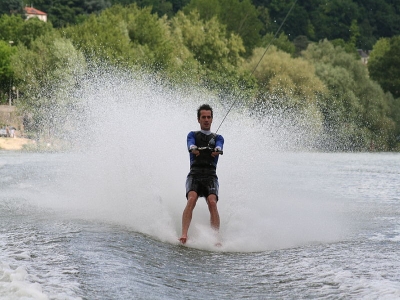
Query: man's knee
[
  {"left": 186, "top": 192, "right": 198, "bottom": 208},
  {"left": 207, "top": 195, "right": 218, "bottom": 208},
  {"left": 187, "top": 191, "right": 198, "bottom": 200}
]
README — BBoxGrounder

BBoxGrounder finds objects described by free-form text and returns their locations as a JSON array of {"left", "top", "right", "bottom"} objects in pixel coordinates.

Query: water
[{"left": 1, "top": 70, "right": 400, "bottom": 299}]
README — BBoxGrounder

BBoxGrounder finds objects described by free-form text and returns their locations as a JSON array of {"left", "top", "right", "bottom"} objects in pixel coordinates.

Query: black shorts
[{"left": 186, "top": 175, "right": 219, "bottom": 200}]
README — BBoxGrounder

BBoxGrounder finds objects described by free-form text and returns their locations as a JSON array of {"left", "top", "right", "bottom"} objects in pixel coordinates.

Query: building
[
  {"left": 24, "top": 6, "right": 47, "bottom": 22},
  {"left": 357, "top": 49, "right": 370, "bottom": 65}
]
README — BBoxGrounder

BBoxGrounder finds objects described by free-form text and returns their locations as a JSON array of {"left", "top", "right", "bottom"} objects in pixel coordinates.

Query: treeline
[
  {"left": 2, "top": 0, "right": 400, "bottom": 50},
  {"left": 0, "top": 1, "right": 399, "bottom": 150}
]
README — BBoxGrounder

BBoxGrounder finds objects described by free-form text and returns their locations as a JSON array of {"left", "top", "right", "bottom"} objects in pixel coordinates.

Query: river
[
  {"left": 1, "top": 70, "right": 399, "bottom": 299},
  {"left": 1, "top": 150, "right": 399, "bottom": 299}
]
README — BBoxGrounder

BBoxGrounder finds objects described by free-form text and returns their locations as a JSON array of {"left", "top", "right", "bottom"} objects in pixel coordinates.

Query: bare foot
[{"left": 179, "top": 236, "right": 187, "bottom": 244}]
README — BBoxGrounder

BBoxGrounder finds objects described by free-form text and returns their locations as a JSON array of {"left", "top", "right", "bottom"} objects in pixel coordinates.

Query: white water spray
[{"left": 29, "top": 67, "right": 349, "bottom": 252}]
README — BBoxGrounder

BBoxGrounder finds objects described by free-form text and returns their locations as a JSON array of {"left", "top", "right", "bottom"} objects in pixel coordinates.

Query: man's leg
[
  {"left": 206, "top": 194, "right": 220, "bottom": 231},
  {"left": 180, "top": 191, "right": 198, "bottom": 244}
]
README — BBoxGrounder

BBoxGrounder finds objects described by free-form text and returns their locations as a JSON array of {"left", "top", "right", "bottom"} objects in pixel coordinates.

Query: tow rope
[{"left": 215, "top": 0, "right": 298, "bottom": 134}]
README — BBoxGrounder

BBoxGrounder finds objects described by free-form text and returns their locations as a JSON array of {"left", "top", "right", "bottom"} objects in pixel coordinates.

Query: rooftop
[{"left": 24, "top": 6, "right": 47, "bottom": 16}]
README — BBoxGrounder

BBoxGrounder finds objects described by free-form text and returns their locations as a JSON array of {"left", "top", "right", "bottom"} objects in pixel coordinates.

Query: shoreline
[{"left": 0, "top": 137, "right": 35, "bottom": 150}]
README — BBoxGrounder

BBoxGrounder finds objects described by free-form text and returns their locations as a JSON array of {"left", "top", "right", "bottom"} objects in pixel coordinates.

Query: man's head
[{"left": 197, "top": 104, "right": 213, "bottom": 131}]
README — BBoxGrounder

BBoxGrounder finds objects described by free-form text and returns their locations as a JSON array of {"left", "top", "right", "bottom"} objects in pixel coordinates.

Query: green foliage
[
  {"left": 171, "top": 10, "right": 256, "bottom": 94},
  {"left": 218, "top": 0, "right": 263, "bottom": 54},
  {"left": 64, "top": 4, "right": 199, "bottom": 76},
  {"left": 315, "top": 0, "right": 360, "bottom": 41},
  {"left": 354, "top": 0, "right": 400, "bottom": 49},
  {"left": 368, "top": 36, "right": 400, "bottom": 150},
  {"left": 110, "top": 0, "right": 175, "bottom": 17},
  {"left": 0, "top": 40, "right": 16, "bottom": 103},
  {"left": 127, "top": 6, "right": 176, "bottom": 69},
  {"left": 0, "top": 0, "right": 24, "bottom": 15},
  {"left": 293, "top": 35, "right": 309, "bottom": 56},
  {"left": 184, "top": 0, "right": 263, "bottom": 55},
  {"left": 302, "top": 39, "right": 395, "bottom": 150},
  {"left": 241, "top": 46, "right": 328, "bottom": 134},
  {"left": 1, "top": 1, "right": 400, "bottom": 150},
  {"left": 9, "top": 0, "right": 399, "bottom": 53},
  {"left": 368, "top": 38, "right": 390, "bottom": 60},
  {"left": 11, "top": 32, "right": 86, "bottom": 95},
  {"left": 243, "top": 46, "right": 326, "bottom": 109},
  {"left": 0, "top": 14, "right": 24, "bottom": 44},
  {"left": 183, "top": 0, "right": 220, "bottom": 20},
  {"left": 0, "top": 40, "right": 15, "bottom": 79},
  {"left": 264, "top": 0, "right": 311, "bottom": 41},
  {"left": 261, "top": 32, "right": 295, "bottom": 55},
  {"left": 29, "top": 0, "right": 85, "bottom": 27},
  {"left": 254, "top": 0, "right": 399, "bottom": 51},
  {"left": 368, "top": 36, "right": 400, "bottom": 98},
  {"left": 387, "top": 94, "right": 400, "bottom": 150},
  {"left": 84, "top": 0, "right": 112, "bottom": 14},
  {"left": 62, "top": 6, "right": 133, "bottom": 66},
  {"left": 146, "top": 0, "right": 174, "bottom": 17},
  {"left": 63, "top": 5, "right": 203, "bottom": 81},
  {"left": 11, "top": 32, "right": 87, "bottom": 135},
  {"left": 171, "top": 10, "right": 245, "bottom": 71},
  {"left": 19, "top": 17, "right": 55, "bottom": 47},
  {"left": 0, "top": 14, "right": 55, "bottom": 47}
]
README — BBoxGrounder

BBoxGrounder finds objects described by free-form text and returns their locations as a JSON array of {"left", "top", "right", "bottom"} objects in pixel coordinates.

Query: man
[{"left": 179, "top": 104, "right": 224, "bottom": 244}]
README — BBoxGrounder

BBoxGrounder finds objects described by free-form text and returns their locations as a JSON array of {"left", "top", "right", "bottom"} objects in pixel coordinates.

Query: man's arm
[
  {"left": 215, "top": 134, "right": 224, "bottom": 151},
  {"left": 187, "top": 131, "right": 200, "bottom": 156},
  {"left": 211, "top": 134, "right": 224, "bottom": 157},
  {"left": 187, "top": 131, "right": 197, "bottom": 151}
]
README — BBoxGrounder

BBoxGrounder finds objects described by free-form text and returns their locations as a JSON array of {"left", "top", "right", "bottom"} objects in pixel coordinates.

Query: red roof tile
[{"left": 24, "top": 7, "right": 47, "bottom": 15}]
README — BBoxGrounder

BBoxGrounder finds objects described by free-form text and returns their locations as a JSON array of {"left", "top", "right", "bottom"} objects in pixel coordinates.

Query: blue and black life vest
[{"left": 191, "top": 131, "right": 217, "bottom": 170}]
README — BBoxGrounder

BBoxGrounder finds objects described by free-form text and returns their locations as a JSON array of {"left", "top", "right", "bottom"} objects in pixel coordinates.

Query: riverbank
[{"left": 0, "top": 137, "right": 35, "bottom": 150}]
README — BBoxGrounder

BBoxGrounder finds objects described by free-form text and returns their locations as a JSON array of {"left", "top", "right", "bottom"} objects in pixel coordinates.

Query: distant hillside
[{"left": 1, "top": 0, "right": 399, "bottom": 48}]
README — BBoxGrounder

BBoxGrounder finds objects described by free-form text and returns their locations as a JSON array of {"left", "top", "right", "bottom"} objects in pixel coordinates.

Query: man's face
[{"left": 198, "top": 110, "right": 212, "bottom": 131}]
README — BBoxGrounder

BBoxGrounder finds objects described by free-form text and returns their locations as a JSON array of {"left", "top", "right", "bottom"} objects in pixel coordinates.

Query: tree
[
  {"left": 62, "top": 6, "right": 133, "bottom": 66},
  {"left": 218, "top": 0, "right": 263, "bottom": 54},
  {"left": 242, "top": 46, "right": 327, "bottom": 118},
  {"left": 19, "top": 17, "right": 55, "bottom": 47},
  {"left": 171, "top": 10, "right": 252, "bottom": 93},
  {"left": 64, "top": 4, "right": 198, "bottom": 75},
  {"left": 387, "top": 94, "right": 400, "bottom": 150},
  {"left": 183, "top": 0, "right": 220, "bottom": 20},
  {"left": 258, "top": 0, "right": 313, "bottom": 39},
  {"left": 11, "top": 33, "right": 87, "bottom": 137},
  {"left": 0, "top": 14, "right": 24, "bottom": 44},
  {"left": 110, "top": 0, "right": 174, "bottom": 17},
  {"left": 302, "top": 39, "right": 395, "bottom": 150},
  {"left": 0, "top": 0, "right": 23, "bottom": 15},
  {"left": 354, "top": 0, "right": 400, "bottom": 43},
  {"left": 28, "top": 0, "right": 85, "bottom": 27},
  {"left": 311, "top": 0, "right": 360, "bottom": 42},
  {"left": 127, "top": 6, "right": 176, "bottom": 69},
  {"left": 368, "top": 36, "right": 400, "bottom": 98},
  {"left": 84, "top": 0, "right": 112, "bottom": 14},
  {"left": 171, "top": 10, "right": 245, "bottom": 71},
  {"left": 0, "top": 14, "right": 55, "bottom": 47},
  {"left": 0, "top": 40, "right": 16, "bottom": 104},
  {"left": 293, "top": 35, "right": 309, "bottom": 56},
  {"left": 261, "top": 32, "right": 295, "bottom": 55},
  {"left": 184, "top": 0, "right": 263, "bottom": 55}
]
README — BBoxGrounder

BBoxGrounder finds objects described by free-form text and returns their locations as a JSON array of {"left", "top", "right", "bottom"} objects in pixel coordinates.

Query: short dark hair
[{"left": 197, "top": 104, "right": 213, "bottom": 119}]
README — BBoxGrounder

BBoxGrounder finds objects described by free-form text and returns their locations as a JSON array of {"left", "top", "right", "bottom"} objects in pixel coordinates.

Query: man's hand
[
  {"left": 211, "top": 150, "right": 221, "bottom": 157},
  {"left": 192, "top": 149, "right": 200, "bottom": 156}
]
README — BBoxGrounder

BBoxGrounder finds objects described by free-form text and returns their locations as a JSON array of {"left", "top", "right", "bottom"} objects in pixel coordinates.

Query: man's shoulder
[
  {"left": 188, "top": 131, "right": 223, "bottom": 138},
  {"left": 187, "top": 131, "right": 198, "bottom": 136}
]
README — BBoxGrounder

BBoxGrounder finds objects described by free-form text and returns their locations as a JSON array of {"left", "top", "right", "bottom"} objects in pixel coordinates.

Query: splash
[{"left": 29, "top": 66, "right": 349, "bottom": 252}]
